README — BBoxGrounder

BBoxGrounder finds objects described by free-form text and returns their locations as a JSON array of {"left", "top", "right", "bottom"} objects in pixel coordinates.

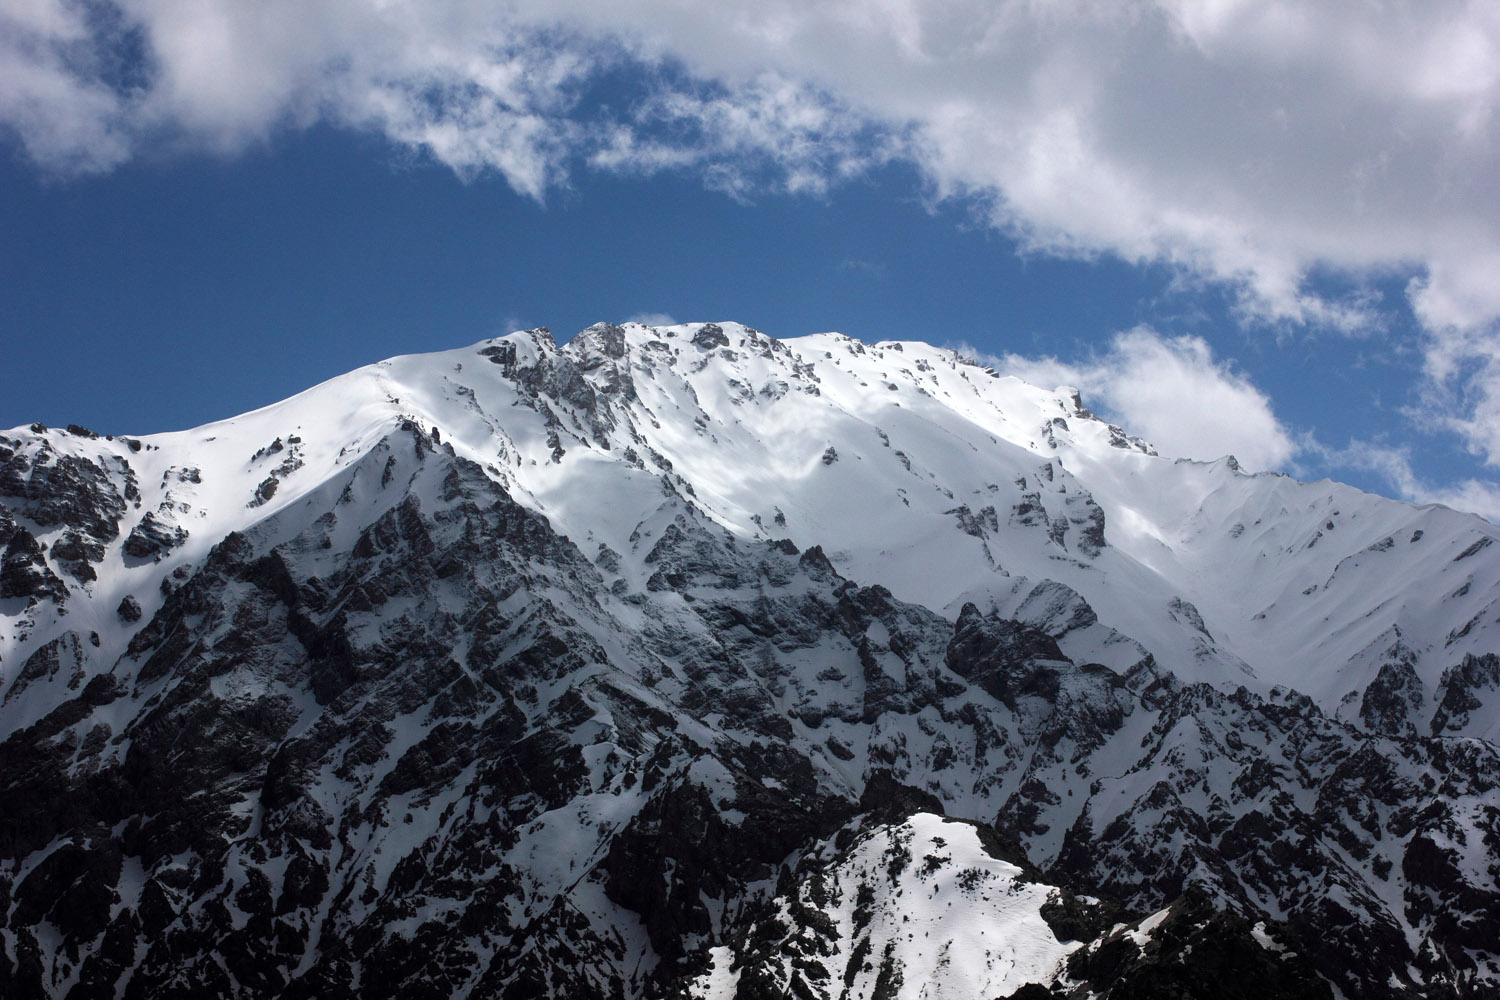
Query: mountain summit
[{"left": 3, "top": 321, "right": 1497, "bottom": 998}]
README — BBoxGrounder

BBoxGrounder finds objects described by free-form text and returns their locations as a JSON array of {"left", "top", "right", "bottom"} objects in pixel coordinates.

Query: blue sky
[{"left": 2, "top": 2, "right": 1497, "bottom": 516}]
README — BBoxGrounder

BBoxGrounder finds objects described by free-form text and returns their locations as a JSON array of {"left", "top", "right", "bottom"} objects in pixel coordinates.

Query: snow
[
  {"left": 4, "top": 319, "right": 1499, "bottom": 996},
  {"left": 686, "top": 945, "right": 741, "bottom": 997},
  {"left": 9, "top": 320, "right": 1500, "bottom": 728},
  {"left": 1250, "top": 921, "right": 1285, "bottom": 953},
  {"left": 1125, "top": 906, "right": 1170, "bottom": 949},
  {"left": 698, "top": 812, "right": 1079, "bottom": 1000}
]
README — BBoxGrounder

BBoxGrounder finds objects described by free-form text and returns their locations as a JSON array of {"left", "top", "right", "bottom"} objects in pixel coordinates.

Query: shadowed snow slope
[{"left": 1, "top": 321, "right": 1495, "bottom": 998}]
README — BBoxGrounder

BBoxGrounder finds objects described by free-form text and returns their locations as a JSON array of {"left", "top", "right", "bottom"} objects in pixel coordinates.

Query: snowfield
[{"left": 1, "top": 320, "right": 1495, "bottom": 999}]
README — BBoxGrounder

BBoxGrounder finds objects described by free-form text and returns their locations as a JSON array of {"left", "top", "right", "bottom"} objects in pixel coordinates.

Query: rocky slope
[{"left": 1, "top": 321, "right": 1498, "bottom": 998}]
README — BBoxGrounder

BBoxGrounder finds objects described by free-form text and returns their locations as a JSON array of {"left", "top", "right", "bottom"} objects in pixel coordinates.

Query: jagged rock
[
  {"left": 575, "top": 321, "right": 629, "bottom": 362},
  {"left": 1360, "top": 660, "right": 1424, "bottom": 737},
  {"left": 2, "top": 323, "right": 1499, "bottom": 1000},
  {"left": 1430, "top": 653, "right": 1500, "bottom": 734},
  {"left": 950, "top": 504, "right": 999, "bottom": 538},
  {"left": 1064, "top": 490, "right": 1107, "bottom": 556},
  {"left": 480, "top": 341, "right": 518, "bottom": 369},
  {"left": 3, "top": 632, "right": 87, "bottom": 706},
  {"left": 946, "top": 604, "right": 1068, "bottom": 710},
  {"left": 692, "top": 323, "right": 729, "bottom": 350},
  {"left": 48, "top": 529, "right": 104, "bottom": 583},
  {"left": 1, "top": 527, "right": 66, "bottom": 601},
  {"left": 0, "top": 441, "right": 129, "bottom": 541},
  {"left": 1057, "top": 888, "right": 1332, "bottom": 1000},
  {"left": 123, "top": 511, "right": 188, "bottom": 559},
  {"left": 249, "top": 475, "right": 279, "bottom": 507}
]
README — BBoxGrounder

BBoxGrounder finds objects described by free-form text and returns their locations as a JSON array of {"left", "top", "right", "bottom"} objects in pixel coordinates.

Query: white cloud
[
  {"left": 0, "top": 0, "right": 136, "bottom": 172},
  {"left": 1304, "top": 438, "right": 1500, "bottom": 524},
  {"left": 4, "top": 1, "right": 1500, "bottom": 469},
  {"left": 0, "top": 1, "right": 604, "bottom": 196},
  {"left": 836, "top": 258, "right": 887, "bottom": 279},
  {"left": 983, "top": 329, "right": 1500, "bottom": 521},
  {"left": 990, "top": 327, "right": 1297, "bottom": 473},
  {"left": 624, "top": 311, "right": 676, "bottom": 327},
  {"left": 1425, "top": 479, "right": 1500, "bottom": 525},
  {"left": 590, "top": 71, "right": 900, "bottom": 199}
]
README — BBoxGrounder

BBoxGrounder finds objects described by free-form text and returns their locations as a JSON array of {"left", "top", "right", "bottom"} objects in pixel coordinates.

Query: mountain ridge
[
  {"left": 2, "top": 320, "right": 1498, "bottom": 998},
  {"left": 8, "top": 321, "right": 1497, "bottom": 726}
]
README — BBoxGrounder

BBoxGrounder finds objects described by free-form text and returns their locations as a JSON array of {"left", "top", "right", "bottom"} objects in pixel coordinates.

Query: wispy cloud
[
  {"left": 836, "top": 258, "right": 887, "bottom": 279},
  {"left": 624, "top": 311, "right": 677, "bottom": 327},
  {"left": 592, "top": 72, "right": 902, "bottom": 200},
  {"left": 969, "top": 329, "right": 1500, "bottom": 520},
  {"left": 1302, "top": 437, "right": 1500, "bottom": 523},
  {"left": 976, "top": 327, "right": 1297, "bottom": 473}
]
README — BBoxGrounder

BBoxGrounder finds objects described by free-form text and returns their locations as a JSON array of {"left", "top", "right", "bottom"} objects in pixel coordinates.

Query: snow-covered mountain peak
[
  {"left": 7, "top": 321, "right": 1500, "bottom": 721},
  {"left": 3, "top": 320, "right": 1499, "bottom": 999}
]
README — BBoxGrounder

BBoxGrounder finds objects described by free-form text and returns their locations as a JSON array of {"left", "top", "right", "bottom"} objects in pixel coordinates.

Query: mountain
[{"left": 2, "top": 320, "right": 1497, "bottom": 999}]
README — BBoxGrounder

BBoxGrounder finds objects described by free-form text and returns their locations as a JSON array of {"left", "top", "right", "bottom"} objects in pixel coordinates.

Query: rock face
[{"left": 1, "top": 321, "right": 1499, "bottom": 999}]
